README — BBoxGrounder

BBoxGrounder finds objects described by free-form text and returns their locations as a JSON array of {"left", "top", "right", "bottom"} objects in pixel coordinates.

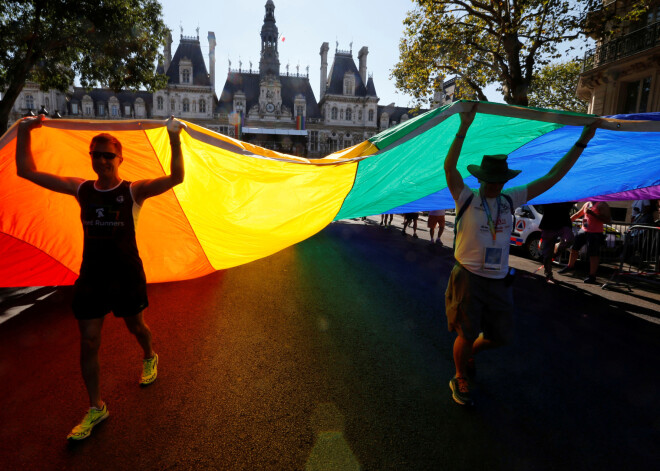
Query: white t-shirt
[
  {"left": 454, "top": 184, "right": 527, "bottom": 279},
  {"left": 429, "top": 209, "right": 446, "bottom": 216}
]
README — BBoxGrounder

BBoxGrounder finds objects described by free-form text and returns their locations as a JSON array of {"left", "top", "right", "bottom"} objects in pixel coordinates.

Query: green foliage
[
  {"left": 0, "top": 0, "right": 169, "bottom": 129},
  {"left": 392, "top": 0, "right": 602, "bottom": 106},
  {"left": 528, "top": 60, "right": 588, "bottom": 113}
]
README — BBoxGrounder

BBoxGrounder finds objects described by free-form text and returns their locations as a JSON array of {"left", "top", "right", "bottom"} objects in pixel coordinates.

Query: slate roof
[
  {"left": 217, "top": 72, "right": 321, "bottom": 118},
  {"left": 366, "top": 77, "right": 377, "bottom": 97},
  {"left": 68, "top": 88, "right": 153, "bottom": 106},
  {"left": 163, "top": 37, "right": 211, "bottom": 87},
  {"left": 377, "top": 104, "right": 427, "bottom": 126},
  {"left": 325, "top": 52, "right": 370, "bottom": 97}
]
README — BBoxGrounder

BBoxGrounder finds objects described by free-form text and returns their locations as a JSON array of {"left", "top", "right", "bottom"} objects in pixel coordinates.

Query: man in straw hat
[{"left": 444, "top": 104, "right": 600, "bottom": 406}]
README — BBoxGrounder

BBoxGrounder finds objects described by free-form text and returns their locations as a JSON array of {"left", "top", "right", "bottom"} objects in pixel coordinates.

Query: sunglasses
[{"left": 89, "top": 151, "right": 118, "bottom": 160}]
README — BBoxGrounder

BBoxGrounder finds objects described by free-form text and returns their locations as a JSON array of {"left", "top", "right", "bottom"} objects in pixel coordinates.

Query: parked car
[{"left": 510, "top": 204, "right": 543, "bottom": 260}]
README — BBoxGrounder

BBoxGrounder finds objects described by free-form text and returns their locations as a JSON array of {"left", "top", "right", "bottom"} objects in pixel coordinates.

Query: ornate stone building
[
  {"left": 216, "top": 0, "right": 424, "bottom": 157},
  {"left": 153, "top": 30, "right": 215, "bottom": 124},
  {"left": 7, "top": 30, "right": 216, "bottom": 127},
  {"left": 577, "top": 1, "right": 660, "bottom": 114}
]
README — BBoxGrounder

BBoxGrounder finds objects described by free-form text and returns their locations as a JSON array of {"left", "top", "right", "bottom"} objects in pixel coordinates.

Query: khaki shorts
[{"left": 445, "top": 263, "right": 514, "bottom": 344}]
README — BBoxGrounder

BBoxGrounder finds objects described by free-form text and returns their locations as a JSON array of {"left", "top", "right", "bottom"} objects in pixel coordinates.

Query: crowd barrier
[{"left": 602, "top": 225, "right": 660, "bottom": 291}]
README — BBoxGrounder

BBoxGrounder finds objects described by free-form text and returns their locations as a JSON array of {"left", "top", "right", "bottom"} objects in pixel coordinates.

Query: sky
[{"left": 158, "top": 0, "right": 498, "bottom": 107}]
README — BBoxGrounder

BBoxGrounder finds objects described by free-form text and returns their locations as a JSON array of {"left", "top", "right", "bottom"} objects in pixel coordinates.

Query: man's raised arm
[
  {"left": 526, "top": 120, "right": 602, "bottom": 201},
  {"left": 132, "top": 116, "right": 186, "bottom": 205},
  {"left": 16, "top": 116, "right": 83, "bottom": 195},
  {"left": 444, "top": 104, "right": 478, "bottom": 201}
]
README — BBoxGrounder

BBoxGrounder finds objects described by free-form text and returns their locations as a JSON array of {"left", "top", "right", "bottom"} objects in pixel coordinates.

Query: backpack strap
[
  {"left": 501, "top": 193, "right": 514, "bottom": 215},
  {"left": 453, "top": 192, "right": 516, "bottom": 250},
  {"left": 453, "top": 192, "right": 474, "bottom": 249}
]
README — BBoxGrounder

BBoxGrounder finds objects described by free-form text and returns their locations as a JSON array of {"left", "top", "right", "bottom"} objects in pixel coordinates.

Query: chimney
[
  {"left": 208, "top": 31, "right": 216, "bottom": 93},
  {"left": 358, "top": 46, "right": 368, "bottom": 84},
  {"left": 320, "top": 42, "right": 329, "bottom": 97},
  {"left": 164, "top": 30, "right": 173, "bottom": 72}
]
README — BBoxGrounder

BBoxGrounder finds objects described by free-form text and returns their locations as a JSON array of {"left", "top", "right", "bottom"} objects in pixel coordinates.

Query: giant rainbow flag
[{"left": 1, "top": 100, "right": 659, "bottom": 286}]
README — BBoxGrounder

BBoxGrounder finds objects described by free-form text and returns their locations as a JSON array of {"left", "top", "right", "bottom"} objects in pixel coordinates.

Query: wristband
[
  {"left": 574, "top": 142, "right": 587, "bottom": 149},
  {"left": 455, "top": 134, "right": 466, "bottom": 139}
]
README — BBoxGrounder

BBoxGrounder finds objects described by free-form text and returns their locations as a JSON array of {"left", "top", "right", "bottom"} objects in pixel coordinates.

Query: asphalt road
[{"left": 1, "top": 216, "right": 659, "bottom": 470}]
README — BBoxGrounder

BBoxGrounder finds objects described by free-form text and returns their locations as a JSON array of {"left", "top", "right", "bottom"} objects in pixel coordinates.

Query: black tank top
[{"left": 77, "top": 180, "right": 145, "bottom": 282}]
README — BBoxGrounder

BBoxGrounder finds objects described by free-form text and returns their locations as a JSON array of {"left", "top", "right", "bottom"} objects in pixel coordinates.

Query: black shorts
[
  {"left": 72, "top": 277, "right": 148, "bottom": 320},
  {"left": 572, "top": 231, "right": 604, "bottom": 257}
]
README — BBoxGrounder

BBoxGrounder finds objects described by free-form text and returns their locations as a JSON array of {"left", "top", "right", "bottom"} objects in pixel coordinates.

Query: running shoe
[
  {"left": 583, "top": 275, "right": 598, "bottom": 284},
  {"left": 140, "top": 353, "right": 159, "bottom": 386},
  {"left": 67, "top": 403, "right": 109, "bottom": 440},
  {"left": 449, "top": 376, "right": 473, "bottom": 406},
  {"left": 557, "top": 265, "right": 574, "bottom": 274}
]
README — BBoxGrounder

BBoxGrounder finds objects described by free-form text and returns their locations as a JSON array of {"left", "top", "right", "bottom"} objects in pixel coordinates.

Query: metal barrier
[{"left": 602, "top": 225, "right": 660, "bottom": 290}]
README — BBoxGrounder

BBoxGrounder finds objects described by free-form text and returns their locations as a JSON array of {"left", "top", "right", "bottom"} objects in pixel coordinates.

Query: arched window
[
  {"left": 170, "top": 99, "right": 175, "bottom": 112},
  {"left": 346, "top": 108, "right": 352, "bottom": 121},
  {"left": 193, "top": 100, "right": 197, "bottom": 112},
  {"left": 157, "top": 96, "right": 163, "bottom": 110},
  {"left": 182, "top": 69, "right": 190, "bottom": 83},
  {"left": 358, "top": 110, "right": 363, "bottom": 121},
  {"left": 182, "top": 98, "right": 190, "bottom": 112},
  {"left": 25, "top": 94, "right": 34, "bottom": 110},
  {"left": 199, "top": 99, "right": 206, "bottom": 113},
  {"left": 368, "top": 109, "right": 374, "bottom": 122},
  {"left": 45, "top": 97, "right": 50, "bottom": 109},
  {"left": 331, "top": 107, "right": 338, "bottom": 120}
]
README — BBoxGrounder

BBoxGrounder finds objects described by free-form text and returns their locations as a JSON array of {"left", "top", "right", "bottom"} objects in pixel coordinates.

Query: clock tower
[{"left": 258, "top": 0, "right": 282, "bottom": 115}]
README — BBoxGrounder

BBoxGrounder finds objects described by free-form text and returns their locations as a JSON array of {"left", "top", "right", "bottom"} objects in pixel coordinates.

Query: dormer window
[
  {"left": 179, "top": 58, "right": 193, "bottom": 84},
  {"left": 343, "top": 74, "right": 355, "bottom": 95}
]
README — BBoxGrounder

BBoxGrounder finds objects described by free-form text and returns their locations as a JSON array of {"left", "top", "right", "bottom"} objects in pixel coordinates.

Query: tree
[
  {"left": 528, "top": 60, "right": 588, "bottom": 113},
  {"left": 0, "top": 0, "right": 169, "bottom": 131},
  {"left": 392, "top": 0, "right": 605, "bottom": 106}
]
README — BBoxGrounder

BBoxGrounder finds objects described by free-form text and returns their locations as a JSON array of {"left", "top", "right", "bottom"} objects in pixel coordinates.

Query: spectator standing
[{"left": 558, "top": 201, "right": 611, "bottom": 284}]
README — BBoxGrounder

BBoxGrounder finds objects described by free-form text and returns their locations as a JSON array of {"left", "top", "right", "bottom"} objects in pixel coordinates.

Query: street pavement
[{"left": 1, "top": 215, "right": 659, "bottom": 470}]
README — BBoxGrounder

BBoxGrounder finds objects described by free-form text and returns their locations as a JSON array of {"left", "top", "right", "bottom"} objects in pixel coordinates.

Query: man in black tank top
[{"left": 16, "top": 115, "right": 186, "bottom": 441}]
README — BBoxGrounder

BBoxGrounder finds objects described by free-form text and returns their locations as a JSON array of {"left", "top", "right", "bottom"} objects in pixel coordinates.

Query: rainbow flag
[
  {"left": 1, "top": 101, "right": 659, "bottom": 286},
  {"left": 296, "top": 115, "right": 305, "bottom": 130}
]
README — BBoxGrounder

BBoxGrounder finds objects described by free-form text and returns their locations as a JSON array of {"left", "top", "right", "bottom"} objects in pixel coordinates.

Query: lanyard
[{"left": 481, "top": 195, "right": 502, "bottom": 242}]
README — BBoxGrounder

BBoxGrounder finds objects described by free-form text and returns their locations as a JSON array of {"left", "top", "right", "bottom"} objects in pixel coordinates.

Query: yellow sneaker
[
  {"left": 140, "top": 353, "right": 158, "bottom": 386},
  {"left": 67, "top": 403, "right": 109, "bottom": 440}
]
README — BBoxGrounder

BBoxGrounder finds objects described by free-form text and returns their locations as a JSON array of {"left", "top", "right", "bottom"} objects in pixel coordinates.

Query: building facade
[
  {"left": 577, "top": 1, "right": 660, "bottom": 114},
  {"left": 215, "top": 0, "right": 424, "bottom": 157}
]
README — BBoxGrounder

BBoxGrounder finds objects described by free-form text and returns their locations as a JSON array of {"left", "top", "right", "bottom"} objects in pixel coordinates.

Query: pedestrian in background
[
  {"left": 539, "top": 202, "right": 575, "bottom": 283},
  {"left": 428, "top": 209, "right": 446, "bottom": 245}
]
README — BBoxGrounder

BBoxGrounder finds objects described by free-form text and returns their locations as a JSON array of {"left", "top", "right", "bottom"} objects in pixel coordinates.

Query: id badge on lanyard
[{"left": 482, "top": 195, "right": 503, "bottom": 271}]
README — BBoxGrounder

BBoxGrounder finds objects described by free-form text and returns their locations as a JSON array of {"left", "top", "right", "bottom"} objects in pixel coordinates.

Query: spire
[{"left": 259, "top": 0, "right": 280, "bottom": 77}]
